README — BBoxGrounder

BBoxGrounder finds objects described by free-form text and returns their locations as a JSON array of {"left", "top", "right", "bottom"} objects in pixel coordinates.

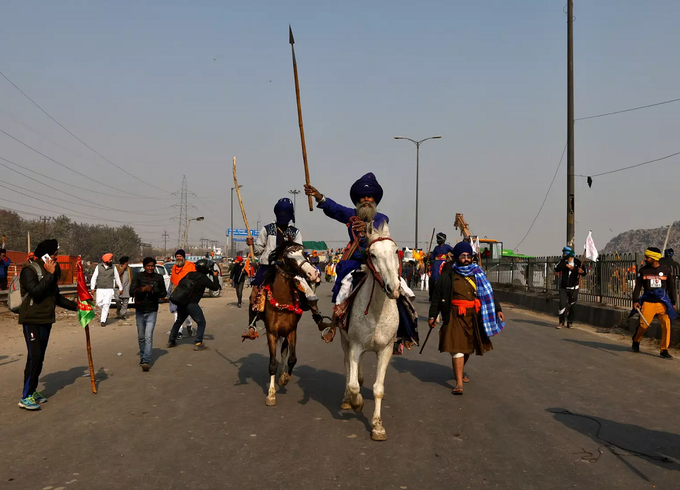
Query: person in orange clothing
[
  {"left": 169, "top": 249, "right": 196, "bottom": 338},
  {"left": 632, "top": 247, "right": 677, "bottom": 359}
]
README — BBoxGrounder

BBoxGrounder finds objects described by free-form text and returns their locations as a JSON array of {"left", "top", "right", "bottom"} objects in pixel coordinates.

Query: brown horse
[{"left": 257, "top": 242, "right": 319, "bottom": 406}]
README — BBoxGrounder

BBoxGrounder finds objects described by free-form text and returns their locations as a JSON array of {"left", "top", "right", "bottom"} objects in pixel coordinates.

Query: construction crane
[{"left": 454, "top": 213, "right": 504, "bottom": 260}]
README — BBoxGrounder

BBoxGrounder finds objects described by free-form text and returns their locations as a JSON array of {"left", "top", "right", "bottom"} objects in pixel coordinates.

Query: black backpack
[{"left": 170, "top": 274, "right": 198, "bottom": 306}]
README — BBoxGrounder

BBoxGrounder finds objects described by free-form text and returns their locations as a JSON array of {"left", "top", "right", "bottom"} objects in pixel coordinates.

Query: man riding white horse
[
  {"left": 305, "top": 173, "right": 418, "bottom": 346},
  {"left": 243, "top": 198, "right": 322, "bottom": 340}
]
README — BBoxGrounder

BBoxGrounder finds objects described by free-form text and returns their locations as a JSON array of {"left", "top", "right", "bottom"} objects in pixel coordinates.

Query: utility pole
[
  {"left": 288, "top": 189, "right": 300, "bottom": 221},
  {"left": 566, "top": 0, "right": 575, "bottom": 247},
  {"left": 177, "top": 176, "right": 188, "bottom": 248},
  {"left": 162, "top": 231, "right": 169, "bottom": 256},
  {"left": 40, "top": 216, "right": 50, "bottom": 237}
]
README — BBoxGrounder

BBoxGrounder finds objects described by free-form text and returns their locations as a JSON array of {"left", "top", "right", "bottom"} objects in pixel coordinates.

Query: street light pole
[
  {"left": 289, "top": 189, "right": 300, "bottom": 221},
  {"left": 182, "top": 217, "right": 204, "bottom": 250},
  {"left": 394, "top": 135, "right": 441, "bottom": 250}
]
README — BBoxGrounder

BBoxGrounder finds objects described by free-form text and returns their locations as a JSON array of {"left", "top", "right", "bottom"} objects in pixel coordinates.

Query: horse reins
[{"left": 363, "top": 236, "right": 400, "bottom": 314}]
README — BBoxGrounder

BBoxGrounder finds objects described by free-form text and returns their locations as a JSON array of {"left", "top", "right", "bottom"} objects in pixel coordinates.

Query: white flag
[{"left": 584, "top": 231, "right": 598, "bottom": 262}]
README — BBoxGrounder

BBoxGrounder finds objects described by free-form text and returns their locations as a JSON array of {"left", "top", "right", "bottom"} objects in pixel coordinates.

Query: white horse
[{"left": 340, "top": 222, "right": 401, "bottom": 441}]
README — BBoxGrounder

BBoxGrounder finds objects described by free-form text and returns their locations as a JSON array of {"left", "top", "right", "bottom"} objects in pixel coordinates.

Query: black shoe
[
  {"left": 660, "top": 350, "right": 673, "bottom": 359},
  {"left": 100, "top": 322, "right": 106, "bottom": 327},
  {"left": 632, "top": 341, "right": 640, "bottom": 353},
  {"left": 187, "top": 326, "right": 193, "bottom": 337},
  {"left": 167, "top": 341, "right": 177, "bottom": 348},
  {"left": 237, "top": 303, "right": 242, "bottom": 308}
]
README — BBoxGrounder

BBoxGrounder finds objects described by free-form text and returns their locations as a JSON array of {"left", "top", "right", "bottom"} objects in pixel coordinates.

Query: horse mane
[
  {"left": 263, "top": 241, "right": 303, "bottom": 284},
  {"left": 367, "top": 221, "right": 391, "bottom": 241}
]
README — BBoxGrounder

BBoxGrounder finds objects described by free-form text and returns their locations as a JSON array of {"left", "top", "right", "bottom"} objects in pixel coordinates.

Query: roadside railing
[{"left": 484, "top": 253, "right": 680, "bottom": 310}]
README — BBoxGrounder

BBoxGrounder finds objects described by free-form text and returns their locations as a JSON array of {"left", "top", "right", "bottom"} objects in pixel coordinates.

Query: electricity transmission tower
[{"left": 175, "top": 176, "right": 188, "bottom": 248}]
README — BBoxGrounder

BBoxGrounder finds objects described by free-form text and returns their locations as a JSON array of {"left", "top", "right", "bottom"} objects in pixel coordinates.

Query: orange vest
[{"left": 171, "top": 261, "right": 196, "bottom": 285}]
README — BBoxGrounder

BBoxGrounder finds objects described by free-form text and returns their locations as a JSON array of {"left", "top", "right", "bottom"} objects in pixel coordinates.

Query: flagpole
[{"left": 85, "top": 325, "right": 97, "bottom": 394}]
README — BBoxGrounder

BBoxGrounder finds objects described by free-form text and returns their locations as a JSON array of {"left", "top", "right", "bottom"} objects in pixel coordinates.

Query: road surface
[{"left": 0, "top": 284, "right": 679, "bottom": 489}]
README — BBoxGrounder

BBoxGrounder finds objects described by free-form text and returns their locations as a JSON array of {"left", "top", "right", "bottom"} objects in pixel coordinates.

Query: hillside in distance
[{"left": 602, "top": 221, "right": 680, "bottom": 254}]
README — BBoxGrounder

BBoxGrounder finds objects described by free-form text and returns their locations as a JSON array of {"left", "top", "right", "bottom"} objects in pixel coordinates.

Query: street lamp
[
  {"left": 230, "top": 185, "right": 243, "bottom": 258},
  {"left": 182, "top": 216, "right": 204, "bottom": 249},
  {"left": 394, "top": 135, "right": 441, "bottom": 250},
  {"left": 288, "top": 189, "right": 300, "bottom": 221}
]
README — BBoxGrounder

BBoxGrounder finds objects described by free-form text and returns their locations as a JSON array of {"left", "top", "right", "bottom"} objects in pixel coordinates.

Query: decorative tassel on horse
[{"left": 262, "top": 285, "right": 303, "bottom": 315}]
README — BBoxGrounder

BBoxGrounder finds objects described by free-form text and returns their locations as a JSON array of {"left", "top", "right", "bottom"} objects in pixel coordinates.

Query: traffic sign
[{"left": 227, "top": 229, "right": 260, "bottom": 237}]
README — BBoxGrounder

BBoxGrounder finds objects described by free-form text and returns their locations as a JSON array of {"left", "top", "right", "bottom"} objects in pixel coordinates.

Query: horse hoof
[
  {"left": 340, "top": 402, "right": 352, "bottom": 410},
  {"left": 351, "top": 398, "right": 364, "bottom": 412},
  {"left": 279, "top": 373, "right": 291, "bottom": 386},
  {"left": 371, "top": 428, "right": 387, "bottom": 441},
  {"left": 265, "top": 396, "right": 276, "bottom": 406}
]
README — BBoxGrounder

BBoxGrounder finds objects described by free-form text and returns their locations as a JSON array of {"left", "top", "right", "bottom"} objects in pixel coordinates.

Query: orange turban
[{"left": 102, "top": 253, "right": 113, "bottom": 262}]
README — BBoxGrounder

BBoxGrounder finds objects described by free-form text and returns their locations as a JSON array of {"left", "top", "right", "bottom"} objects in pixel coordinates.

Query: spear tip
[{"left": 289, "top": 25, "right": 295, "bottom": 44}]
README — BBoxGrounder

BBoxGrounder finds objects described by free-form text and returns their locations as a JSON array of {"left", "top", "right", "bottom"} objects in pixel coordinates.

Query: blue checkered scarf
[{"left": 453, "top": 263, "right": 505, "bottom": 337}]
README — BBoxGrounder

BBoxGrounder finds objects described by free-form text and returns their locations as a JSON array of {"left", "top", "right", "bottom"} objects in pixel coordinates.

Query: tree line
[{"left": 0, "top": 210, "right": 143, "bottom": 263}]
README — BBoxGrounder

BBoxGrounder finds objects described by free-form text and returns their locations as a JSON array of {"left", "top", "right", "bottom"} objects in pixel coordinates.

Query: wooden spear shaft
[
  {"left": 233, "top": 157, "right": 255, "bottom": 259},
  {"left": 85, "top": 325, "right": 97, "bottom": 394},
  {"left": 289, "top": 25, "right": 314, "bottom": 212}
]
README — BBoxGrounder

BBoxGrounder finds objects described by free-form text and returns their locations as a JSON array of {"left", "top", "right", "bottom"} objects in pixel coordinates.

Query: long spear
[
  {"left": 232, "top": 157, "right": 255, "bottom": 259},
  {"left": 289, "top": 25, "right": 314, "bottom": 212},
  {"left": 76, "top": 256, "right": 97, "bottom": 394}
]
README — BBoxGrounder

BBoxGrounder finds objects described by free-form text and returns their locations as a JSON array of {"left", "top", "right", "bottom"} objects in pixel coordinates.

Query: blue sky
[{"left": 2, "top": 1, "right": 679, "bottom": 254}]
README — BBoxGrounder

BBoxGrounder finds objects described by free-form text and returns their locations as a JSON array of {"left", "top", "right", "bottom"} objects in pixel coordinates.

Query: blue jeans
[
  {"left": 170, "top": 303, "right": 206, "bottom": 343},
  {"left": 136, "top": 311, "right": 158, "bottom": 364}
]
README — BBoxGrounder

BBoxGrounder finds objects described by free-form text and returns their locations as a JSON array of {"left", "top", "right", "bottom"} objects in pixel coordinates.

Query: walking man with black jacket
[
  {"left": 167, "top": 259, "right": 220, "bottom": 351},
  {"left": 230, "top": 256, "right": 247, "bottom": 307},
  {"left": 18, "top": 239, "right": 77, "bottom": 410},
  {"left": 554, "top": 246, "right": 587, "bottom": 329},
  {"left": 131, "top": 257, "right": 167, "bottom": 371}
]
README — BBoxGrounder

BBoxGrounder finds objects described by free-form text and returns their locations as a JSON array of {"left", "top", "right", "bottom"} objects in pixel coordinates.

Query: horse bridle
[
  {"left": 365, "top": 236, "right": 401, "bottom": 291},
  {"left": 275, "top": 244, "right": 313, "bottom": 279}
]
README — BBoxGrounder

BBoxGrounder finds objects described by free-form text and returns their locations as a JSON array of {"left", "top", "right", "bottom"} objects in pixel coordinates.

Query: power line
[
  {"left": 0, "top": 158, "right": 178, "bottom": 216},
  {"left": 0, "top": 69, "right": 171, "bottom": 194},
  {"left": 577, "top": 150, "right": 680, "bottom": 179},
  {"left": 514, "top": 142, "right": 567, "bottom": 252},
  {"left": 576, "top": 97, "right": 680, "bottom": 122},
  {"left": 0, "top": 127, "right": 155, "bottom": 198}
]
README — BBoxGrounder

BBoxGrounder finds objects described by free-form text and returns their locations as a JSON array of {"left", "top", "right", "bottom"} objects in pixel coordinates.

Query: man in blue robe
[{"left": 305, "top": 173, "right": 419, "bottom": 347}]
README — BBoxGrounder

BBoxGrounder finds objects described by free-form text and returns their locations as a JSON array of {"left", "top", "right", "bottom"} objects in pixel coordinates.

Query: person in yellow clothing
[{"left": 632, "top": 247, "right": 677, "bottom": 359}]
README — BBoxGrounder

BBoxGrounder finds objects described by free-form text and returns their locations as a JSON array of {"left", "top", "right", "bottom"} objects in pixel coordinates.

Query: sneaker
[
  {"left": 101, "top": 322, "right": 106, "bottom": 327},
  {"left": 18, "top": 395, "right": 41, "bottom": 410},
  {"left": 632, "top": 341, "right": 640, "bottom": 353},
  {"left": 194, "top": 342, "right": 207, "bottom": 351},
  {"left": 660, "top": 350, "right": 673, "bottom": 359},
  {"left": 33, "top": 391, "right": 48, "bottom": 403},
  {"left": 187, "top": 326, "right": 193, "bottom": 337},
  {"left": 177, "top": 332, "right": 183, "bottom": 340},
  {"left": 167, "top": 340, "right": 177, "bottom": 348},
  {"left": 141, "top": 363, "right": 150, "bottom": 371},
  {"left": 566, "top": 324, "right": 573, "bottom": 329}
]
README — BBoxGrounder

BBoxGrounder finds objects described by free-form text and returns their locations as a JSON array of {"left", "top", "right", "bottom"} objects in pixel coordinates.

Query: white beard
[{"left": 357, "top": 202, "right": 377, "bottom": 222}]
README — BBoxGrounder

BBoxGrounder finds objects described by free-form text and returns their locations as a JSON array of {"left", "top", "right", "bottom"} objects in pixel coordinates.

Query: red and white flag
[{"left": 584, "top": 231, "right": 598, "bottom": 262}]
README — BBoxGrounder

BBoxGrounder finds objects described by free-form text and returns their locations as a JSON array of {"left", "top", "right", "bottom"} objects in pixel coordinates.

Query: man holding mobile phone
[{"left": 18, "top": 239, "right": 77, "bottom": 410}]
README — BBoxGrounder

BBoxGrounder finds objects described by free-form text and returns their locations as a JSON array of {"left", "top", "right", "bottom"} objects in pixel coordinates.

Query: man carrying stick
[
  {"left": 17, "top": 239, "right": 77, "bottom": 410},
  {"left": 632, "top": 247, "right": 677, "bottom": 359}
]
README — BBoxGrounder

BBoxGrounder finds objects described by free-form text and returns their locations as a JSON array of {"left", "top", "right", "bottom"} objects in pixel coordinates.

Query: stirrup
[
  {"left": 241, "top": 327, "right": 259, "bottom": 342},
  {"left": 321, "top": 326, "right": 336, "bottom": 343}
]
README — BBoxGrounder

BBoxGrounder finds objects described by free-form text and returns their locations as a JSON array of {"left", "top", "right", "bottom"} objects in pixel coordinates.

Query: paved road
[{"left": 1, "top": 284, "right": 679, "bottom": 489}]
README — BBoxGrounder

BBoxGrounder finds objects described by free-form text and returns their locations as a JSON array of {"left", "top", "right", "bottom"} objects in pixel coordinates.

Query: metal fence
[{"left": 483, "top": 253, "right": 680, "bottom": 310}]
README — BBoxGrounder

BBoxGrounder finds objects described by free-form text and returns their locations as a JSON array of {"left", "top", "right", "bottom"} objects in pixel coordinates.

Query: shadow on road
[
  {"left": 40, "top": 365, "right": 88, "bottom": 397},
  {"left": 514, "top": 318, "right": 555, "bottom": 328},
  {"left": 547, "top": 407, "right": 680, "bottom": 481},
  {"left": 150, "top": 348, "right": 169, "bottom": 364},
  {"left": 0, "top": 355, "right": 20, "bottom": 368},
  {"left": 390, "top": 356, "right": 453, "bottom": 389},
  {"left": 226, "top": 352, "right": 271, "bottom": 394},
  {"left": 562, "top": 339, "right": 658, "bottom": 357},
  {"left": 295, "top": 364, "right": 372, "bottom": 431}
]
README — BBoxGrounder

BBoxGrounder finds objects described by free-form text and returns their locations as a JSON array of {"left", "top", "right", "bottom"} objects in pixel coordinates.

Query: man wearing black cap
[
  {"left": 429, "top": 232, "right": 455, "bottom": 301},
  {"left": 17, "top": 239, "right": 77, "bottom": 410},
  {"left": 131, "top": 257, "right": 167, "bottom": 371}
]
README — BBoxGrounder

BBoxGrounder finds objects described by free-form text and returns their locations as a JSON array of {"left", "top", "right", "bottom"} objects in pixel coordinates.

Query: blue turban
[
  {"left": 350, "top": 172, "right": 383, "bottom": 205},
  {"left": 274, "top": 198, "right": 295, "bottom": 225},
  {"left": 562, "top": 246, "right": 575, "bottom": 257},
  {"left": 453, "top": 241, "right": 473, "bottom": 260}
]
